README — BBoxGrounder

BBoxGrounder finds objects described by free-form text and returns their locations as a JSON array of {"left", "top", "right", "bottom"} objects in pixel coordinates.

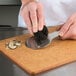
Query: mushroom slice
[{"left": 7, "top": 41, "right": 17, "bottom": 50}]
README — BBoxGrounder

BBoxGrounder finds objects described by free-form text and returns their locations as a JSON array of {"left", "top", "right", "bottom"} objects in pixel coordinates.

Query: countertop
[{"left": 0, "top": 26, "right": 76, "bottom": 75}]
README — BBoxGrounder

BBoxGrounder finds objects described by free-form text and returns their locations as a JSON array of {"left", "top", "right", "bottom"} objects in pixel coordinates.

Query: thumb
[{"left": 60, "top": 29, "right": 72, "bottom": 40}]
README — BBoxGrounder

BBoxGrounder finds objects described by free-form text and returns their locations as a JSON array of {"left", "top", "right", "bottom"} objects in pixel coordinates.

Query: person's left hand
[{"left": 59, "top": 13, "right": 76, "bottom": 39}]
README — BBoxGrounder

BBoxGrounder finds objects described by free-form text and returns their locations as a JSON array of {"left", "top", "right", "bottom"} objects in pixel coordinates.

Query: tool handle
[{"left": 48, "top": 25, "right": 63, "bottom": 33}]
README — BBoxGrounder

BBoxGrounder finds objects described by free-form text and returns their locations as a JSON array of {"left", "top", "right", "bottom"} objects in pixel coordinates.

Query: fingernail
[
  {"left": 39, "top": 26, "right": 43, "bottom": 31},
  {"left": 33, "top": 29, "right": 38, "bottom": 32},
  {"left": 29, "top": 30, "right": 33, "bottom": 35},
  {"left": 33, "top": 22, "right": 38, "bottom": 32},
  {"left": 31, "top": 32, "right": 33, "bottom": 35},
  {"left": 33, "top": 26, "right": 38, "bottom": 33},
  {"left": 39, "top": 27, "right": 43, "bottom": 31},
  {"left": 59, "top": 32, "right": 64, "bottom": 36}
]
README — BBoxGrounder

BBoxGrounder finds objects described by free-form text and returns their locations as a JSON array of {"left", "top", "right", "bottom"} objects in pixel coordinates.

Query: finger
[
  {"left": 61, "top": 23, "right": 76, "bottom": 40},
  {"left": 59, "top": 17, "right": 73, "bottom": 36},
  {"left": 21, "top": 9, "right": 33, "bottom": 35},
  {"left": 37, "top": 3, "right": 45, "bottom": 31},
  {"left": 61, "top": 28, "right": 72, "bottom": 40},
  {"left": 69, "top": 23, "right": 76, "bottom": 39},
  {"left": 29, "top": 8, "right": 38, "bottom": 33}
]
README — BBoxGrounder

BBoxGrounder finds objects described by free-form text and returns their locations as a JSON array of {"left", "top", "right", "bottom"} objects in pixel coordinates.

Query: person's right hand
[{"left": 21, "top": 1, "right": 45, "bottom": 35}]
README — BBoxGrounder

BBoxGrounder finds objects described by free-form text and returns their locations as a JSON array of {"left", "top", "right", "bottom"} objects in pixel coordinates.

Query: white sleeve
[
  {"left": 18, "top": 12, "right": 27, "bottom": 28},
  {"left": 18, "top": 0, "right": 40, "bottom": 28},
  {"left": 18, "top": 0, "right": 39, "bottom": 28}
]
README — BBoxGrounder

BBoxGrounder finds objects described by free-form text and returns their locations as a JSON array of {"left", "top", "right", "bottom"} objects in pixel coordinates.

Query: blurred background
[
  {"left": 0, "top": 0, "right": 28, "bottom": 76},
  {"left": 0, "top": 0, "right": 21, "bottom": 27}
]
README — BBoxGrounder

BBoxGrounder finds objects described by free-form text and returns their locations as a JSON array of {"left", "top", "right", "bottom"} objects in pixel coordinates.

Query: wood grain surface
[{"left": 0, "top": 26, "right": 76, "bottom": 75}]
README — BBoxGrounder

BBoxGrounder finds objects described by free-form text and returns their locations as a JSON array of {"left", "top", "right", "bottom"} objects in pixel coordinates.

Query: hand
[
  {"left": 59, "top": 13, "right": 76, "bottom": 39},
  {"left": 21, "top": 1, "right": 45, "bottom": 35}
]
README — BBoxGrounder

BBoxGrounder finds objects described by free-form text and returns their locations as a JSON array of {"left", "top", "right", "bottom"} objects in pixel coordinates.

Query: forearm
[{"left": 21, "top": 0, "right": 35, "bottom": 5}]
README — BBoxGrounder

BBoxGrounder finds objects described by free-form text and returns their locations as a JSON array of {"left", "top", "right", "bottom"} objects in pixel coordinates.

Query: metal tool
[
  {"left": 25, "top": 31, "right": 59, "bottom": 50},
  {"left": 48, "top": 31, "right": 59, "bottom": 42}
]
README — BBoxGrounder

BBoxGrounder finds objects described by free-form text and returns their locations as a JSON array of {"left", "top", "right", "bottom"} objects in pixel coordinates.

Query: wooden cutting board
[{"left": 0, "top": 26, "right": 76, "bottom": 75}]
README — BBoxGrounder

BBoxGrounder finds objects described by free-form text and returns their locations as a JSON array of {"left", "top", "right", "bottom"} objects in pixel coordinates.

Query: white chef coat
[{"left": 18, "top": 0, "right": 76, "bottom": 27}]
